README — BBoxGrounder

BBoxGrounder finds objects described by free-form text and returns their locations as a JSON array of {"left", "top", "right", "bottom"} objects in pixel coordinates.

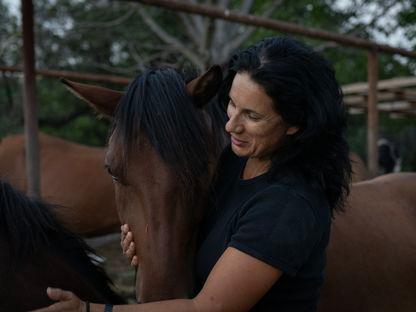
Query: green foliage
[
  {"left": 0, "top": 73, "right": 23, "bottom": 137},
  {"left": 36, "top": 76, "right": 110, "bottom": 146}
]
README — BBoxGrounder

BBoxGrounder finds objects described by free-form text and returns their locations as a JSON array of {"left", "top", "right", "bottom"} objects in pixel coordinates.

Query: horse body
[
  {"left": 0, "top": 180, "right": 124, "bottom": 311},
  {"left": 0, "top": 133, "right": 119, "bottom": 236},
  {"left": 319, "top": 172, "right": 416, "bottom": 312}
]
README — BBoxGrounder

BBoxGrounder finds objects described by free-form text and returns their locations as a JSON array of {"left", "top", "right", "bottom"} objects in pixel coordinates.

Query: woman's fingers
[
  {"left": 120, "top": 224, "right": 133, "bottom": 253},
  {"left": 120, "top": 224, "right": 129, "bottom": 243},
  {"left": 120, "top": 224, "right": 139, "bottom": 266},
  {"left": 30, "top": 287, "right": 84, "bottom": 311},
  {"left": 120, "top": 224, "right": 138, "bottom": 266},
  {"left": 125, "top": 241, "right": 135, "bottom": 257},
  {"left": 131, "top": 255, "right": 139, "bottom": 267},
  {"left": 125, "top": 240, "right": 139, "bottom": 266},
  {"left": 121, "top": 231, "right": 134, "bottom": 254},
  {"left": 47, "top": 287, "right": 73, "bottom": 301}
]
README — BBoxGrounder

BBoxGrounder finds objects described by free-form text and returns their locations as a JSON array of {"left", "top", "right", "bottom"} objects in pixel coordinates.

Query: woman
[{"left": 33, "top": 37, "right": 351, "bottom": 312}]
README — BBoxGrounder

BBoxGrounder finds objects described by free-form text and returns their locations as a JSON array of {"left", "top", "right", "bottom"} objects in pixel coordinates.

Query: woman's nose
[{"left": 225, "top": 114, "right": 243, "bottom": 134}]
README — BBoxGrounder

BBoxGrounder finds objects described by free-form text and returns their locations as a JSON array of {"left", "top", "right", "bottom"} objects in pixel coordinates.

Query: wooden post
[
  {"left": 367, "top": 50, "right": 379, "bottom": 177},
  {"left": 22, "top": 0, "right": 40, "bottom": 198}
]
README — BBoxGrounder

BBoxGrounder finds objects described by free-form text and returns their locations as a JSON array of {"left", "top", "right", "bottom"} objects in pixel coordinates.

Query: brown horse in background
[
  {"left": 64, "top": 69, "right": 416, "bottom": 310},
  {"left": 0, "top": 133, "right": 118, "bottom": 237},
  {"left": 319, "top": 172, "right": 416, "bottom": 312}
]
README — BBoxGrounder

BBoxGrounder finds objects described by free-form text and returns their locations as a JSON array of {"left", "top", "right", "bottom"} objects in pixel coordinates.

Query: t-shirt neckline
[{"left": 238, "top": 157, "right": 270, "bottom": 185}]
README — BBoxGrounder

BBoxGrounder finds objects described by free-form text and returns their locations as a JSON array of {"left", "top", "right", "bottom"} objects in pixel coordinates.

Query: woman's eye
[{"left": 248, "top": 113, "right": 261, "bottom": 121}]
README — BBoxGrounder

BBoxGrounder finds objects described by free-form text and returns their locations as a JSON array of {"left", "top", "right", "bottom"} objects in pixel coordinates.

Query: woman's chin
[{"left": 231, "top": 144, "right": 248, "bottom": 157}]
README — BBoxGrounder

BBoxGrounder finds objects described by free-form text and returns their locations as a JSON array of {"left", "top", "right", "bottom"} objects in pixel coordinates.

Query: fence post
[
  {"left": 367, "top": 50, "right": 379, "bottom": 177},
  {"left": 22, "top": 0, "right": 40, "bottom": 198}
]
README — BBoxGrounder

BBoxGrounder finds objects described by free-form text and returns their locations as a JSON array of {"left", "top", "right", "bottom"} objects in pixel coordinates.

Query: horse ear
[
  {"left": 61, "top": 79, "right": 123, "bottom": 117},
  {"left": 186, "top": 65, "right": 223, "bottom": 108}
]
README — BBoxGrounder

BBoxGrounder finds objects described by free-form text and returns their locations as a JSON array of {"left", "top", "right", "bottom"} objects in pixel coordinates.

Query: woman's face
[{"left": 225, "top": 72, "right": 298, "bottom": 160}]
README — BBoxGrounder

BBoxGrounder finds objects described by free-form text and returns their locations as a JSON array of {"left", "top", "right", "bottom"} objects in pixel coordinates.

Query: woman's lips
[{"left": 231, "top": 136, "right": 247, "bottom": 147}]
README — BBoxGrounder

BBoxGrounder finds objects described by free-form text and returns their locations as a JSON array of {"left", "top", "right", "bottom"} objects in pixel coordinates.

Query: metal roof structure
[{"left": 343, "top": 76, "right": 416, "bottom": 116}]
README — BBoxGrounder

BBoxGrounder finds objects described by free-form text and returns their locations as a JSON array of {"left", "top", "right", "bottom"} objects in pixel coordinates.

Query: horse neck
[{"left": 121, "top": 143, "right": 201, "bottom": 302}]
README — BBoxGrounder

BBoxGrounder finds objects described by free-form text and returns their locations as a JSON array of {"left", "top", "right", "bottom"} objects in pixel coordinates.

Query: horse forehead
[{"left": 105, "top": 132, "right": 155, "bottom": 165}]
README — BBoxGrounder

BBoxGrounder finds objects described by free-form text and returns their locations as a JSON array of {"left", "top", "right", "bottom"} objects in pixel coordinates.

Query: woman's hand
[
  {"left": 31, "top": 287, "right": 86, "bottom": 312},
  {"left": 121, "top": 224, "right": 138, "bottom": 267}
]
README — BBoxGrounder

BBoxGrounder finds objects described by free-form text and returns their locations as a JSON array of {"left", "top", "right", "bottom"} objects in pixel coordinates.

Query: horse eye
[{"left": 105, "top": 165, "right": 120, "bottom": 183}]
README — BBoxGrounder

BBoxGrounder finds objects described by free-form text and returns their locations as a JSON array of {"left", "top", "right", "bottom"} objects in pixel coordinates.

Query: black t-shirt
[{"left": 195, "top": 147, "right": 331, "bottom": 311}]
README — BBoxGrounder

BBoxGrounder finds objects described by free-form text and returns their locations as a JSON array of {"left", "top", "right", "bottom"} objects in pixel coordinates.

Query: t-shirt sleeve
[{"left": 228, "top": 187, "right": 321, "bottom": 276}]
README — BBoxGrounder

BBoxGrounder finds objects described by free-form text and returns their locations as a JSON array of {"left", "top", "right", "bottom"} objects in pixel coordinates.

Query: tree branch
[
  {"left": 177, "top": 12, "right": 202, "bottom": 46},
  {"left": 218, "top": 0, "right": 284, "bottom": 63},
  {"left": 344, "top": 0, "right": 397, "bottom": 37},
  {"left": 137, "top": 3, "right": 205, "bottom": 71},
  {"left": 315, "top": 41, "right": 339, "bottom": 52},
  {"left": 128, "top": 41, "right": 178, "bottom": 68},
  {"left": 92, "top": 61, "right": 141, "bottom": 75},
  {"left": 184, "top": 0, "right": 205, "bottom": 37},
  {"left": 75, "top": 8, "right": 135, "bottom": 29},
  {"left": 0, "top": 35, "right": 18, "bottom": 59}
]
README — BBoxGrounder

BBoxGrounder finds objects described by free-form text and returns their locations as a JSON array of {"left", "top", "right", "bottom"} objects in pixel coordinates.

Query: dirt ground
[{"left": 86, "top": 233, "right": 137, "bottom": 303}]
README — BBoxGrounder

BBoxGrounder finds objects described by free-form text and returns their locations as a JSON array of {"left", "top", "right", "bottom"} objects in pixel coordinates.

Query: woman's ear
[{"left": 286, "top": 126, "right": 299, "bottom": 135}]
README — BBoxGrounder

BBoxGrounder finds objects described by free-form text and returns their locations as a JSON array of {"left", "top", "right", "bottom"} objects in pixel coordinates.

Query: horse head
[
  {"left": 62, "top": 66, "right": 223, "bottom": 302},
  {"left": 0, "top": 179, "right": 125, "bottom": 310}
]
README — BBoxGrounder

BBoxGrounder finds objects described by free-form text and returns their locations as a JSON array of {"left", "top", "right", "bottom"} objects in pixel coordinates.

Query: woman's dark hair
[{"left": 218, "top": 37, "right": 351, "bottom": 214}]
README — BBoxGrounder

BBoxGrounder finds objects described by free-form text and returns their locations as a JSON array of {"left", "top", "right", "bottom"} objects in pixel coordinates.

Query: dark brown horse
[
  {"left": 0, "top": 133, "right": 118, "bottom": 237},
  {"left": 0, "top": 179, "right": 125, "bottom": 311},
  {"left": 62, "top": 66, "right": 223, "bottom": 302},
  {"left": 63, "top": 68, "right": 416, "bottom": 310}
]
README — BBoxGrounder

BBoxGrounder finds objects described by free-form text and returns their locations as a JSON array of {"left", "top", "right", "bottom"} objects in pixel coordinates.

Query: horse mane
[
  {"left": 0, "top": 179, "right": 124, "bottom": 304},
  {"left": 114, "top": 67, "right": 221, "bottom": 203},
  {"left": 204, "top": 94, "right": 229, "bottom": 153}
]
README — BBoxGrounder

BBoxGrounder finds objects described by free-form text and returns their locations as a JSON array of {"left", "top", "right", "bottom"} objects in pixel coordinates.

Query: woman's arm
[
  {"left": 33, "top": 247, "right": 282, "bottom": 312},
  {"left": 194, "top": 246, "right": 282, "bottom": 311}
]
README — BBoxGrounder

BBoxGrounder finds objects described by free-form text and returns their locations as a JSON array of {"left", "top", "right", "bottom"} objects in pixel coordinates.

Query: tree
[
  {"left": 0, "top": 0, "right": 21, "bottom": 138},
  {"left": 1, "top": 0, "right": 415, "bottom": 168}
]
